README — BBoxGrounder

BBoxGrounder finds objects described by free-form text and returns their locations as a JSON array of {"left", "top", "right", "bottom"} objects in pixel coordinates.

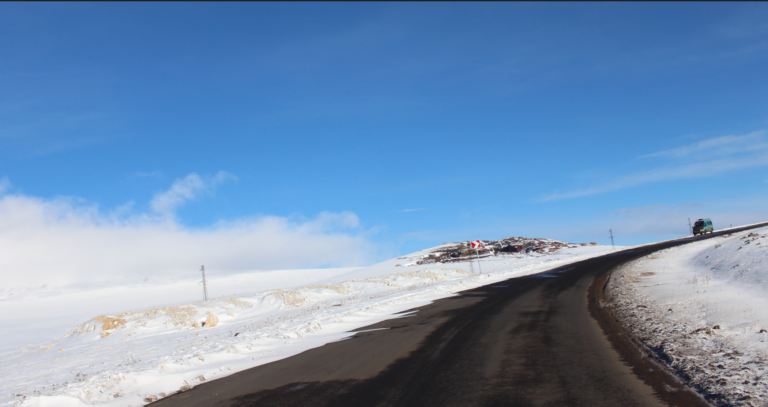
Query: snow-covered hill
[{"left": 2, "top": 237, "right": 611, "bottom": 407}]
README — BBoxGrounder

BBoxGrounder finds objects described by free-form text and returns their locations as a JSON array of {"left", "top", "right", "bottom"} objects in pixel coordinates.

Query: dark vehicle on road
[{"left": 693, "top": 218, "right": 713, "bottom": 235}]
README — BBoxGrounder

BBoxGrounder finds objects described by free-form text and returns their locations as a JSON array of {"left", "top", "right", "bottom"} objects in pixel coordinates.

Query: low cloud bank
[{"left": 0, "top": 193, "right": 374, "bottom": 290}]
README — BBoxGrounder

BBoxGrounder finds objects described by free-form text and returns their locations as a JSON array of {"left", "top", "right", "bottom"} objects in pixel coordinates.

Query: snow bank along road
[
  {"left": 606, "top": 226, "right": 768, "bottom": 406},
  {"left": 152, "top": 223, "right": 768, "bottom": 407}
]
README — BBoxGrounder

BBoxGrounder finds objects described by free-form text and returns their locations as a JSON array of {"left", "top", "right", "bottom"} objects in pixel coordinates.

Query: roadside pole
[
  {"left": 471, "top": 240, "right": 483, "bottom": 274},
  {"left": 609, "top": 229, "right": 615, "bottom": 249}
]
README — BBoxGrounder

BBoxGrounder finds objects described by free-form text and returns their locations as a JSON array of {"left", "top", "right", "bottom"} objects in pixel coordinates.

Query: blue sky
[{"left": 2, "top": 3, "right": 768, "bottom": 273}]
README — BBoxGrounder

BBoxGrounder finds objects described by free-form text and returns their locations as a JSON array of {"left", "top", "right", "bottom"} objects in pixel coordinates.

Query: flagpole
[{"left": 475, "top": 248, "right": 482, "bottom": 274}]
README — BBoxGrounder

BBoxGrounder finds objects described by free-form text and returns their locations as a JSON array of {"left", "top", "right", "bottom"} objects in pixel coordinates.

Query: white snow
[
  {"left": 606, "top": 227, "right": 768, "bottom": 406},
  {"left": 2, "top": 241, "right": 615, "bottom": 407},
  {"left": 0, "top": 268, "right": 357, "bottom": 352}
]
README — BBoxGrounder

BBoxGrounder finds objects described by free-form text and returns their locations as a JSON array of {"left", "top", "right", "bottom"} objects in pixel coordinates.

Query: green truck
[{"left": 692, "top": 218, "right": 713, "bottom": 236}]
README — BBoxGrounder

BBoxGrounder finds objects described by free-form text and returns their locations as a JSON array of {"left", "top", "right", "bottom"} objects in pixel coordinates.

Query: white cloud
[
  {"left": 640, "top": 131, "right": 767, "bottom": 159},
  {"left": 0, "top": 177, "right": 10, "bottom": 195},
  {"left": 542, "top": 131, "right": 768, "bottom": 201},
  {"left": 304, "top": 211, "right": 361, "bottom": 230},
  {"left": 0, "top": 175, "right": 374, "bottom": 290},
  {"left": 397, "top": 208, "right": 426, "bottom": 213},
  {"left": 132, "top": 171, "right": 163, "bottom": 179},
  {"left": 150, "top": 172, "right": 237, "bottom": 216},
  {"left": 603, "top": 204, "right": 667, "bottom": 215}
]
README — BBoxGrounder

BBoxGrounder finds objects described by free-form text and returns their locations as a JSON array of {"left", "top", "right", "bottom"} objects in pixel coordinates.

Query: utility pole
[
  {"left": 688, "top": 218, "right": 692, "bottom": 235},
  {"left": 609, "top": 229, "right": 615, "bottom": 249},
  {"left": 200, "top": 265, "right": 209, "bottom": 302}
]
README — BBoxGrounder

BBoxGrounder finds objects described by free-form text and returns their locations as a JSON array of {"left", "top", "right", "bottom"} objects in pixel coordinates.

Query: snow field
[
  {"left": 0, "top": 267, "right": 358, "bottom": 352},
  {"left": 606, "top": 227, "right": 768, "bottom": 406},
  {"left": 4, "top": 244, "right": 614, "bottom": 407}
]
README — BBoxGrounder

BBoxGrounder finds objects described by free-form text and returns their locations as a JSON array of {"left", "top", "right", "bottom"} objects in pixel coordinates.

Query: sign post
[{"left": 471, "top": 240, "right": 483, "bottom": 274}]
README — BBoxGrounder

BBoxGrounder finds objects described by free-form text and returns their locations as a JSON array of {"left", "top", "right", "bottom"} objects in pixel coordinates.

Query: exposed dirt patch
[{"left": 92, "top": 316, "right": 126, "bottom": 331}]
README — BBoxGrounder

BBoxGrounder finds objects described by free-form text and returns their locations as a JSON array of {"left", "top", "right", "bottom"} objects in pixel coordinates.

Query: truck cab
[{"left": 692, "top": 218, "right": 713, "bottom": 236}]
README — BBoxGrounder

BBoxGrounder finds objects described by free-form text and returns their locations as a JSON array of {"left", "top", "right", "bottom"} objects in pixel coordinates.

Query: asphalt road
[{"left": 153, "top": 224, "right": 768, "bottom": 407}]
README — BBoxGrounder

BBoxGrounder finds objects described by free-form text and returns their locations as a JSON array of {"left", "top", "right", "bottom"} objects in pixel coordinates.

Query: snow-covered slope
[
  {"left": 606, "top": 227, "right": 768, "bottom": 406},
  {"left": 0, "top": 268, "right": 359, "bottom": 353},
  {"left": 691, "top": 229, "right": 768, "bottom": 291},
  {"left": 2, "top": 237, "right": 612, "bottom": 407}
]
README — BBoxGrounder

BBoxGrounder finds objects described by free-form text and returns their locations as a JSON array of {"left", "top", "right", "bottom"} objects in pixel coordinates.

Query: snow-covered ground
[
  {"left": 0, "top": 268, "right": 358, "bottom": 353},
  {"left": 606, "top": 227, "right": 768, "bottom": 406},
  {"left": 3, "top": 239, "right": 614, "bottom": 407}
]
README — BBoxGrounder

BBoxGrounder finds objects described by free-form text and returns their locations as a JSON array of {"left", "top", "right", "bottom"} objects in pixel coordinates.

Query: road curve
[{"left": 153, "top": 223, "right": 768, "bottom": 407}]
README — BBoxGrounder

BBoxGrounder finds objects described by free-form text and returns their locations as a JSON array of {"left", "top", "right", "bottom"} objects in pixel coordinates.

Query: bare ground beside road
[{"left": 153, "top": 224, "right": 768, "bottom": 407}]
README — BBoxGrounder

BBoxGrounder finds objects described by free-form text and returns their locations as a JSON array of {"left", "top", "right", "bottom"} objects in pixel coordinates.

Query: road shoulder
[{"left": 590, "top": 253, "right": 712, "bottom": 407}]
